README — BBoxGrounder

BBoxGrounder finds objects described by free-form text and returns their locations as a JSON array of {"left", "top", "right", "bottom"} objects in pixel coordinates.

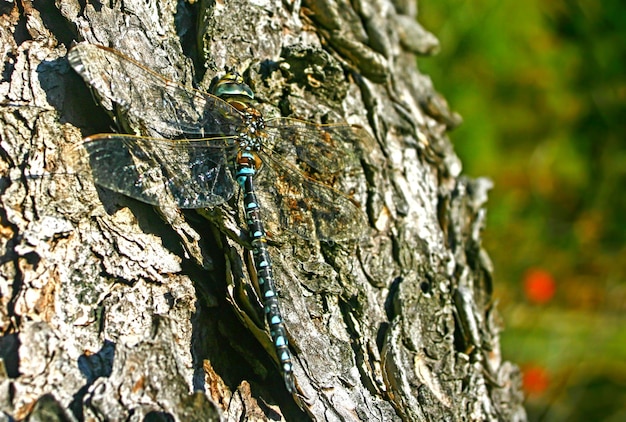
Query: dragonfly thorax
[{"left": 239, "top": 110, "right": 266, "bottom": 149}]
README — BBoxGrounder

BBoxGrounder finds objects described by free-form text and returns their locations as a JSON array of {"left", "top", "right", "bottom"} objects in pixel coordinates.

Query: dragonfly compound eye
[{"left": 212, "top": 72, "right": 254, "bottom": 101}]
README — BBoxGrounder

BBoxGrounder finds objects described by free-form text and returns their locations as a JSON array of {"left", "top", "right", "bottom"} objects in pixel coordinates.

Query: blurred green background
[{"left": 418, "top": 1, "right": 626, "bottom": 420}]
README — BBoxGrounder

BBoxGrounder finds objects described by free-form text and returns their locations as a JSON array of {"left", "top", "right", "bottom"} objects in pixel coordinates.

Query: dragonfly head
[{"left": 211, "top": 71, "right": 255, "bottom": 103}]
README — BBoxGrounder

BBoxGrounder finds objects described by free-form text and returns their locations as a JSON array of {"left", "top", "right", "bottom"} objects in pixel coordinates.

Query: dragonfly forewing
[
  {"left": 265, "top": 118, "right": 364, "bottom": 175},
  {"left": 68, "top": 43, "right": 245, "bottom": 138}
]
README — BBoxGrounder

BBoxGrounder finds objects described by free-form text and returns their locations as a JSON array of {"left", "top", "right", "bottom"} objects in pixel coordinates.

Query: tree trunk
[{"left": 0, "top": 1, "right": 526, "bottom": 421}]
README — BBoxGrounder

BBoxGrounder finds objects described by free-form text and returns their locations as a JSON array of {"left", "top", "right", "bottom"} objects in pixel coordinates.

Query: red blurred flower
[
  {"left": 522, "top": 364, "right": 550, "bottom": 396},
  {"left": 523, "top": 268, "right": 556, "bottom": 304}
]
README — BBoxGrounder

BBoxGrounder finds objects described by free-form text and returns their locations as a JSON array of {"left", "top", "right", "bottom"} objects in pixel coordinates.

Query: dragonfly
[{"left": 67, "top": 43, "right": 368, "bottom": 393}]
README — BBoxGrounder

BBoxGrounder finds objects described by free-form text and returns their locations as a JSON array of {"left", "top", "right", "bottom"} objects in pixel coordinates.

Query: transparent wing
[
  {"left": 265, "top": 118, "right": 367, "bottom": 174},
  {"left": 68, "top": 134, "right": 239, "bottom": 209},
  {"left": 68, "top": 43, "right": 244, "bottom": 138},
  {"left": 255, "top": 149, "right": 366, "bottom": 242}
]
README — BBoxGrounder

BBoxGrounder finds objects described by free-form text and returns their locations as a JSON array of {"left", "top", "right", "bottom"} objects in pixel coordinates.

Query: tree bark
[{"left": 0, "top": 1, "right": 526, "bottom": 421}]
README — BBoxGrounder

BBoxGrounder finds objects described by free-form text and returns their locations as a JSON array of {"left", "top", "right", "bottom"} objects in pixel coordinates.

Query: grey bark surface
[{"left": 0, "top": 1, "right": 526, "bottom": 421}]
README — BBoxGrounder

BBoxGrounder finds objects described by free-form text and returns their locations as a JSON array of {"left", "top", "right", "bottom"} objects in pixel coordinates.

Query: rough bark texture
[{"left": 0, "top": 0, "right": 526, "bottom": 421}]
